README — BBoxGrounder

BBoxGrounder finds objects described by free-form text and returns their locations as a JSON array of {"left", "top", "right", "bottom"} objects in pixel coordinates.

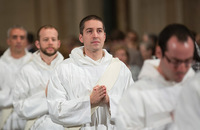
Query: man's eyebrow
[
  {"left": 11, "top": 35, "right": 18, "bottom": 38},
  {"left": 85, "top": 28, "right": 92, "bottom": 30},
  {"left": 85, "top": 27, "right": 103, "bottom": 30},
  {"left": 173, "top": 57, "right": 193, "bottom": 61}
]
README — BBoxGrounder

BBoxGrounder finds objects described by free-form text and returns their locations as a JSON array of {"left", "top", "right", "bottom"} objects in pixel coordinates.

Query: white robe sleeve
[
  {"left": 0, "top": 61, "right": 13, "bottom": 108},
  {"left": 13, "top": 69, "right": 48, "bottom": 119},
  {"left": 0, "top": 85, "right": 12, "bottom": 108},
  {"left": 47, "top": 68, "right": 91, "bottom": 127},
  {"left": 116, "top": 88, "right": 146, "bottom": 130},
  {"left": 116, "top": 83, "right": 179, "bottom": 130}
]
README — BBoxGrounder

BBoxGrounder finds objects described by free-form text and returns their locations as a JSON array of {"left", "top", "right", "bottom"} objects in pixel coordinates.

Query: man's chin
[
  {"left": 47, "top": 53, "right": 56, "bottom": 56},
  {"left": 175, "top": 75, "right": 185, "bottom": 82},
  {"left": 44, "top": 51, "right": 57, "bottom": 56},
  {"left": 15, "top": 48, "right": 25, "bottom": 53}
]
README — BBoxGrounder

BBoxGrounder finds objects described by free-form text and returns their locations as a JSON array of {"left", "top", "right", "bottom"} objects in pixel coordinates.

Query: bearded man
[{"left": 13, "top": 25, "right": 64, "bottom": 130}]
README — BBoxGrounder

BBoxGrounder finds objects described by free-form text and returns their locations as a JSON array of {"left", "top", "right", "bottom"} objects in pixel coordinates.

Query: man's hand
[
  {"left": 90, "top": 85, "right": 106, "bottom": 108},
  {"left": 102, "top": 90, "right": 110, "bottom": 107}
]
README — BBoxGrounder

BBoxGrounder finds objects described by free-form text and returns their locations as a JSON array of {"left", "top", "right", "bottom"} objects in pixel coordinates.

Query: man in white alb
[
  {"left": 13, "top": 25, "right": 64, "bottom": 130},
  {"left": 0, "top": 25, "right": 32, "bottom": 130},
  {"left": 47, "top": 15, "right": 134, "bottom": 130},
  {"left": 116, "top": 23, "right": 196, "bottom": 130}
]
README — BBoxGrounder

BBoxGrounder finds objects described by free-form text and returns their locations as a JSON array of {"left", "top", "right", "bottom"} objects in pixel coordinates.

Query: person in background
[
  {"left": 142, "top": 33, "right": 158, "bottom": 57},
  {"left": 125, "top": 30, "right": 139, "bottom": 50},
  {"left": 112, "top": 45, "right": 141, "bottom": 81},
  {"left": 139, "top": 41, "right": 155, "bottom": 61},
  {"left": 190, "top": 31, "right": 200, "bottom": 72},
  {"left": 59, "top": 36, "right": 82, "bottom": 59},
  {"left": 0, "top": 25, "right": 32, "bottom": 130},
  {"left": 13, "top": 25, "right": 64, "bottom": 130},
  {"left": 142, "top": 33, "right": 158, "bottom": 45},
  {"left": 105, "top": 29, "right": 126, "bottom": 54},
  {"left": 26, "top": 32, "right": 37, "bottom": 53},
  {"left": 125, "top": 30, "right": 143, "bottom": 68},
  {"left": 116, "top": 23, "right": 195, "bottom": 130},
  {"left": 47, "top": 15, "right": 134, "bottom": 130}
]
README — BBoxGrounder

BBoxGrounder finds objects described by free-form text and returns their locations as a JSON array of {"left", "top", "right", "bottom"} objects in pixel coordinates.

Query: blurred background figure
[
  {"left": 105, "top": 29, "right": 126, "bottom": 54},
  {"left": 59, "top": 36, "right": 81, "bottom": 59},
  {"left": 112, "top": 45, "right": 141, "bottom": 81},
  {"left": 142, "top": 33, "right": 158, "bottom": 44},
  {"left": 0, "top": 25, "right": 32, "bottom": 130},
  {"left": 139, "top": 41, "right": 155, "bottom": 61},
  {"left": 191, "top": 31, "right": 200, "bottom": 72},
  {"left": 26, "top": 32, "right": 37, "bottom": 53},
  {"left": 124, "top": 30, "right": 143, "bottom": 68},
  {"left": 142, "top": 33, "right": 158, "bottom": 56},
  {"left": 192, "top": 41, "right": 200, "bottom": 72},
  {"left": 125, "top": 30, "right": 139, "bottom": 50}
]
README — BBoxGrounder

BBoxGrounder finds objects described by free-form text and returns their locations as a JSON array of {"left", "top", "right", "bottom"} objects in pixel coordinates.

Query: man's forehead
[
  {"left": 166, "top": 36, "right": 194, "bottom": 58},
  {"left": 40, "top": 28, "right": 56, "bottom": 32},
  {"left": 10, "top": 29, "right": 26, "bottom": 35},
  {"left": 40, "top": 28, "right": 58, "bottom": 35},
  {"left": 167, "top": 36, "right": 193, "bottom": 48},
  {"left": 39, "top": 29, "right": 58, "bottom": 39},
  {"left": 84, "top": 20, "right": 103, "bottom": 29}
]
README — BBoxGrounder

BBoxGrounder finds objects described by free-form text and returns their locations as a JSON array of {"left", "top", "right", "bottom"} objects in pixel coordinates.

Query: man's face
[
  {"left": 140, "top": 44, "right": 152, "bottom": 60},
  {"left": 125, "top": 32, "right": 137, "bottom": 43},
  {"left": 114, "top": 49, "right": 128, "bottom": 64},
  {"left": 160, "top": 36, "right": 194, "bottom": 82},
  {"left": 36, "top": 28, "right": 60, "bottom": 56},
  {"left": 79, "top": 20, "right": 106, "bottom": 53},
  {"left": 7, "top": 28, "right": 27, "bottom": 54}
]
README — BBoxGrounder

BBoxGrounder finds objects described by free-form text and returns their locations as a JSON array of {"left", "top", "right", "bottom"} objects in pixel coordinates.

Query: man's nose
[
  {"left": 16, "top": 37, "right": 22, "bottom": 42},
  {"left": 177, "top": 62, "right": 189, "bottom": 72},
  {"left": 48, "top": 39, "right": 53, "bottom": 44},
  {"left": 92, "top": 31, "right": 98, "bottom": 37}
]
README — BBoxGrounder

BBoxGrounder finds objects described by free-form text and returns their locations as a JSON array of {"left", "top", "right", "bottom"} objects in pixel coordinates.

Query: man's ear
[
  {"left": 155, "top": 45, "right": 162, "bottom": 59},
  {"left": 104, "top": 32, "right": 106, "bottom": 42},
  {"left": 79, "top": 34, "right": 83, "bottom": 43},
  {"left": 7, "top": 39, "right": 10, "bottom": 46},
  {"left": 35, "top": 40, "right": 40, "bottom": 49},
  {"left": 58, "top": 40, "right": 61, "bottom": 48}
]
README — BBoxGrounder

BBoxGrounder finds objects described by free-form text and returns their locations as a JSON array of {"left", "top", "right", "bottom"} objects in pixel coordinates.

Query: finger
[
  {"left": 95, "top": 86, "right": 103, "bottom": 93},
  {"left": 93, "top": 85, "right": 100, "bottom": 91},
  {"left": 99, "top": 93, "right": 106, "bottom": 99},
  {"left": 100, "top": 89, "right": 106, "bottom": 96},
  {"left": 101, "top": 85, "right": 107, "bottom": 91}
]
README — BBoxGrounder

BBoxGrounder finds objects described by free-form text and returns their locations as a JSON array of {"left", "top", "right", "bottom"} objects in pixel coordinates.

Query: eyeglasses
[{"left": 164, "top": 54, "right": 193, "bottom": 67}]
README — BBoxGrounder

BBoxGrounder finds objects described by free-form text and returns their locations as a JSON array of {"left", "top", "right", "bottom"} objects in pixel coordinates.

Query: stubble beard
[{"left": 40, "top": 47, "right": 58, "bottom": 56}]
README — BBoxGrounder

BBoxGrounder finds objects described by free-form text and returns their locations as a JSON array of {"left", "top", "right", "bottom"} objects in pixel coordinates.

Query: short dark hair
[
  {"left": 158, "top": 23, "right": 195, "bottom": 56},
  {"left": 36, "top": 25, "right": 59, "bottom": 40},
  {"left": 79, "top": 15, "right": 105, "bottom": 35}
]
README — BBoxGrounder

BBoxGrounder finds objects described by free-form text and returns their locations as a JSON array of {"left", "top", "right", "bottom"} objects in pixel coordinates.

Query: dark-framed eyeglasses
[{"left": 164, "top": 54, "right": 193, "bottom": 67}]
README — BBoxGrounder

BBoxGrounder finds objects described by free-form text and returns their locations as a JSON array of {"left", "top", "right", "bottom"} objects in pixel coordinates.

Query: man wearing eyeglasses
[{"left": 116, "top": 24, "right": 196, "bottom": 130}]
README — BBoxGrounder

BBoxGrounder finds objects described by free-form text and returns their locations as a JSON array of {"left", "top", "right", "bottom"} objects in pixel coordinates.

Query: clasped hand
[{"left": 90, "top": 85, "right": 109, "bottom": 108}]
